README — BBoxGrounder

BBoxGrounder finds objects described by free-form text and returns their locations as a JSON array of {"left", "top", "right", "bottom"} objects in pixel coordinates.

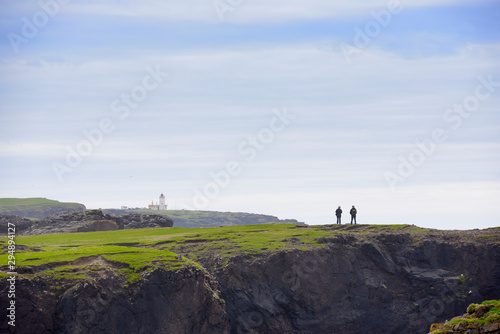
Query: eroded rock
[{"left": 21, "top": 210, "right": 173, "bottom": 235}]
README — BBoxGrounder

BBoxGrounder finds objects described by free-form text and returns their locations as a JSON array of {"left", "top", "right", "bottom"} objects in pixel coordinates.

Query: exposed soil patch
[
  {"left": 10, "top": 255, "right": 131, "bottom": 274},
  {"left": 281, "top": 238, "right": 301, "bottom": 243},
  {"left": 183, "top": 239, "right": 208, "bottom": 244},
  {"left": 154, "top": 240, "right": 175, "bottom": 246},
  {"left": 14, "top": 244, "right": 44, "bottom": 252},
  {"left": 105, "top": 242, "right": 141, "bottom": 247}
]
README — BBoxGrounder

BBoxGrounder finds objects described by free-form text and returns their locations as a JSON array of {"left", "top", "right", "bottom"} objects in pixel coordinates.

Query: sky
[{"left": 1, "top": 0, "right": 499, "bottom": 230}]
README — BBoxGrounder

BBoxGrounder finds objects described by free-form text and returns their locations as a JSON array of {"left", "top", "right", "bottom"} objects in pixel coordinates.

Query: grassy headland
[
  {"left": 0, "top": 198, "right": 85, "bottom": 219},
  {"left": 0, "top": 224, "right": 413, "bottom": 283},
  {"left": 1, "top": 224, "right": 499, "bottom": 288}
]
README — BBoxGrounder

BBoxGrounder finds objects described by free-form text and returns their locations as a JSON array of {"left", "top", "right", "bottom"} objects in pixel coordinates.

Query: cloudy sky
[{"left": 1, "top": 0, "right": 499, "bottom": 229}]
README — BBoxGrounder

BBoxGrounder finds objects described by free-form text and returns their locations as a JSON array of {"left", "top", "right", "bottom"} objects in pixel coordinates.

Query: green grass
[
  {"left": 475, "top": 234, "right": 500, "bottom": 243},
  {"left": 0, "top": 197, "right": 82, "bottom": 209},
  {"left": 0, "top": 198, "right": 57, "bottom": 207},
  {"left": 0, "top": 223, "right": 433, "bottom": 285}
]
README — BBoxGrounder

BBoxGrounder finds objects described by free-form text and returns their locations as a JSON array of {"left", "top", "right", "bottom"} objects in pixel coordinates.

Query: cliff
[
  {"left": 1, "top": 224, "right": 499, "bottom": 334},
  {"left": 2, "top": 266, "right": 228, "bottom": 334},
  {"left": 212, "top": 229, "right": 500, "bottom": 334}
]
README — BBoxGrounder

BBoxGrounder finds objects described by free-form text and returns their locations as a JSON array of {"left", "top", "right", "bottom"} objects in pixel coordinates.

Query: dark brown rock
[
  {"left": 21, "top": 210, "right": 173, "bottom": 235},
  {"left": 0, "top": 215, "right": 34, "bottom": 234},
  {"left": 76, "top": 220, "right": 119, "bottom": 232},
  {"left": 474, "top": 305, "right": 494, "bottom": 318},
  {"left": 484, "top": 322, "right": 500, "bottom": 333},
  {"left": 105, "top": 213, "right": 174, "bottom": 230}
]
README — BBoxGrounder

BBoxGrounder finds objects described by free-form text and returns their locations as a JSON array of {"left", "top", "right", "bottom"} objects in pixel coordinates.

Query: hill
[
  {"left": 0, "top": 198, "right": 85, "bottom": 219},
  {"left": 102, "top": 208, "right": 303, "bottom": 228},
  {"left": 1, "top": 224, "right": 499, "bottom": 333}
]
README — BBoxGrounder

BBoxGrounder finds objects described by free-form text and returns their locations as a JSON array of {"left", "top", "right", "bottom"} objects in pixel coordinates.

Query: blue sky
[{"left": 1, "top": 0, "right": 499, "bottom": 229}]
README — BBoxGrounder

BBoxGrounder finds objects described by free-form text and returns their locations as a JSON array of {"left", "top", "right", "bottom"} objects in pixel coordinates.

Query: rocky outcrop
[
  {"left": 22, "top": 210, "right": 174, "bottom": 235},
  {"left": 429, "top": 301, "right": 500, "bottom": 333},
  {"left": 23, "top": 210, "right": 117, "bottom": 235},
  {"left": 106, "top": 213, "right": 174, "bottom": 230},
  {"left": 0, "top": 215, "right": 34, "bottom": 234},
  {"left": 75, "top": 220, "right": 119, "bottom": 233}
]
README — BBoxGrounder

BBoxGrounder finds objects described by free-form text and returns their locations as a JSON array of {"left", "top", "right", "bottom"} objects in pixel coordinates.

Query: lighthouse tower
[{"left": 159, "top": 193, "right": 167, "bottom": 211}]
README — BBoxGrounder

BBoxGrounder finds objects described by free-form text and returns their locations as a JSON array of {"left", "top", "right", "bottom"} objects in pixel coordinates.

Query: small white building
[{"left": 148, "top": 193, "right": 168, "bottom": 211}]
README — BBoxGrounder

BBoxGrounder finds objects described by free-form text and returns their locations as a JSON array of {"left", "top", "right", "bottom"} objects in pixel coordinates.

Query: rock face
[
  {"left": 22, "top": 210, "right": 174, "bottom": 235},
  {"left": 54, "top": 268, "right": 228, "bottom": 334},
  {"left": 0, "top": 267, "right": 229, "bottom": 334},
  {"left": 23, "top": 210, "right": 118, "bottom": 235},
  {"left": 213, "top": 231, "right": 500, "bottom": 334},
  {"left": 0, "top": 215, "right": 34, "bottom": 234},
  {"left": 106, "top": 213, "right": 175, "bottom": 230},
  {"left": 1, "top": 228, "right": 499, "bottom": 334}
]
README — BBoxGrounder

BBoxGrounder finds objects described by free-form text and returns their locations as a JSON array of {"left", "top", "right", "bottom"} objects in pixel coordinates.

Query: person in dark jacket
[
  {"left": 350, "top": 206, "right": 357, "bottom": 224},
  {"left": 335, "top": 206, "right": 342, "bottom": 224}
]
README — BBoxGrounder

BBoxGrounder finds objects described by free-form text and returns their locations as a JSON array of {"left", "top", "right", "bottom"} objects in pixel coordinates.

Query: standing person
[
  {"left": 350, "top": 206, "right": 357, "bottom": 224},
  {"left": 335, "top": 206, "right": 342, "bottom": 224}
]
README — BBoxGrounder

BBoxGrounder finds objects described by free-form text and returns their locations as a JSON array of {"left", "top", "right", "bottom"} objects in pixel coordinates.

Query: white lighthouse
[
  {"left": 159, "top": 193, "right": 167, "bottom": 211},
  {"left": 148, "top": 193, "right": 168, "bottom": 211}
]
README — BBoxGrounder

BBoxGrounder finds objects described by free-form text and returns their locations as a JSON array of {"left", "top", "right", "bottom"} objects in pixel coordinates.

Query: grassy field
[
  {"left": 0, "top": 224, "right": 420, "bottom": 285},
  {"left": 0, "top": 198, "right": 56, "bottom": 207},
  {"left": 0, "top": 197, "right": 81, "bottom": 209}
]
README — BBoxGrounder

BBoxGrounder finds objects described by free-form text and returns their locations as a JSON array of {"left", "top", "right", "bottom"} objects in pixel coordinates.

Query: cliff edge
[{"left": 1, "top": 224, "right": 499, "bottom": 334}]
